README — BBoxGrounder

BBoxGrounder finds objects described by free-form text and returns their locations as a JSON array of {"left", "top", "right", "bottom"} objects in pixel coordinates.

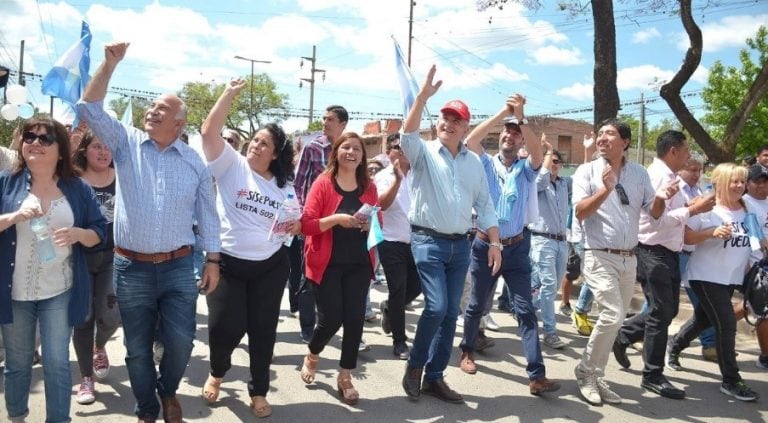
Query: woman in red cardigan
[{"left": 299, "top": 132, "right": 380, "bottom": 406}]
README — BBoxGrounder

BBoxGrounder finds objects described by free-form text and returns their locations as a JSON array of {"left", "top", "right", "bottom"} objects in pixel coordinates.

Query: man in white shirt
[
  {"left": 743, "top": 165, "right": 768, "bottom": 370},
  {"left": 375, "top": 134, "right": 422, "bottom": 360},
  {"left": 612, "top": 130, "right": 714, "bottom": 400}
]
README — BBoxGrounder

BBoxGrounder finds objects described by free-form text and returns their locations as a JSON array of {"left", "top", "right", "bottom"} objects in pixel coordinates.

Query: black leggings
[
  {"left": 670, "top": 280, "right": 741, "bottom": 384},
  {"left": 308, "top": 263, "right": 371, "bottom": 369},
  {"left": 206, "top": 249, "right": 288, "bottom": 397}
]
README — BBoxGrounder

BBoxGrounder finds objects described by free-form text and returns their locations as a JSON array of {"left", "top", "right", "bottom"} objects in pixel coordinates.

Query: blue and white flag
[
  {"left": 392, "top": 36, "right": 420, "bottom": 118},
  {"left": 121, "top": 99, "right": 133, "bottom": 127},
  {"left": 367, "top": 206, "right": 384, "bottom": 250},
  {"left": 42, "top": 21, "right": 92, "bottom": 109}
]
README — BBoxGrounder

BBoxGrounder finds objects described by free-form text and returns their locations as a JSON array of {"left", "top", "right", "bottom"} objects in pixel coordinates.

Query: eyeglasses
[
  {"left": 551, "top": 159, "right": 561, "bottom": 164},
  {"left": 367, "top": 167, "right": 382, "bottom": 175},
  {"left": 22, "top": 132, "right": 55, "bottom": 146},
  {"left": 388, "top": 144, "right": 402, "bottom": 151},
  {"left": 615, "top": 183, "right": 630, "bottom": 205}
]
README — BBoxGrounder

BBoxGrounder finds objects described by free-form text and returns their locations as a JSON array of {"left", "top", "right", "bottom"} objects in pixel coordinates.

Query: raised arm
[
  {"left": 201, "top": 79, "right": 246, "bottom": 162},
  {"left": 464, "top": 95, "right": 517, "bottom": 156},
  {"left": 83, "top": 42, "right": 129, "bottom": 103},
  {"left": 377, "top": 161, "right": 404, "bottom": 211},
  {"left": 404, "top": 65, "right": 442, "bottom": 133}
]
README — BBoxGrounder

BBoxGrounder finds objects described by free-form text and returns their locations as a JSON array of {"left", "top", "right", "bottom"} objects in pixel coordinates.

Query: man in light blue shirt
[
  {"left": 79, "top": 42, "right": 220, "bottom": 423},
  {"left": 459, "top": 95, "right": 560, "bottom": 396},
  {"left": 401, "top": 65, "right": 501, "bottom": 404}
]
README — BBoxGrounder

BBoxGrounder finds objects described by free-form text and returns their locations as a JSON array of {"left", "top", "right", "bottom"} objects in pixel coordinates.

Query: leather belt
[
  {"left": 585, "top": 248, "right": 635, "bottom": 257},
  {"left": 411, "top": 225, "right": 469, "bottom": 241},
  {"left": 115, "top": 245, "right": 193, "bottom": 264},
  {"left": 476, "top": 230, "right": 524, "bottom": 246},
  {"left": 530, "top": 231, "right": 566, "bottom": 242}
]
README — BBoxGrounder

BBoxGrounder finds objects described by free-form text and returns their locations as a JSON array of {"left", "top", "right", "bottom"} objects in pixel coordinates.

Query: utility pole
[
  {"left": 18, "top": 41, "right": 25, "bottom": 85},
  {"left": 638, "top": 92, "right": 646, "bottom": 165},
  {"left": 234, "top": 55, "right": 271, "bottom": 139},
  {"left": 300, "top": 45, "right": 326, "bottom": 126},
  {"left": 408, "top": 1, "right": 415, "bottom": 66}
]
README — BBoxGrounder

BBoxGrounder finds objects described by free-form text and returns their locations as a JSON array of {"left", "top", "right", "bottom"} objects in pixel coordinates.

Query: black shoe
[
  {"left": 402, "top": 366, "right": 423, "bottom": 400},
  {"left": 380, "top": 300, "right": 391, "bottom": 334},
  {"left": 666, "top": 339, "right": 683, "bottom": 371},
  {"left": 641, "top": 377, "right": 685, "bottom": 399},
  {"left": 613, "top": 340, "right": 631, "bottom": 369},
  {"left": 422, "top": 378, "right": 464, "bottom": 403},
  {"left": 393, "top": 341, "right": 409, "bottom": 360},
  {"left": 498, "top": 303, "right": 514, "bottom": 313}
]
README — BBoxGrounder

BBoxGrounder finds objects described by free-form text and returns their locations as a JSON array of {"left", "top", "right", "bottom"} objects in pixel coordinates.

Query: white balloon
[
  {"left": 17, "top": 103, "right": 34, "bottom": 119},
  {"left": 1, "top": 104, "right": 19, "bottom": 120},
  {"left": 6, "top": 85, "right": 28, "bottom": 105}
]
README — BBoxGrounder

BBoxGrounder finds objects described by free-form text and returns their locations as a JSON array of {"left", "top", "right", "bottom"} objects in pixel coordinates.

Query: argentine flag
[
  {"left": 392, "top": 36, "right": 420, "bottom": 118},
  {"left": 42, "top": 21, "right": 92, "bottom": 109},
  {"left": 367, "top": 206, "right": 384, "bottom": 269}
]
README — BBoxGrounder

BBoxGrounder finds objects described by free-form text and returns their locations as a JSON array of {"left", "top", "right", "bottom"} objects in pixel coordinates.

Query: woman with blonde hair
[{"left": 667, "top": 163, "right": 759, "bottom": 402}]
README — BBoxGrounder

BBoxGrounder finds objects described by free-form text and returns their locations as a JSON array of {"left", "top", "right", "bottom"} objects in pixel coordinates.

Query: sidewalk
[{"left": 2, "top": 280, "right": 766, "bottom": 422}]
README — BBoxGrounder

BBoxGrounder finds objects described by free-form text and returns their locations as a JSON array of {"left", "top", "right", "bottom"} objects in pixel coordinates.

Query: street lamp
[{"left": 234, "top": 55, "right": 272, "bottom": 139}]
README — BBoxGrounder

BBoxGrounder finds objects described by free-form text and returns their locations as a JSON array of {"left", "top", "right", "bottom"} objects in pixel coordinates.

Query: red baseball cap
[{"left": 440, "top": 100, "right": 470, "bottom": 121}]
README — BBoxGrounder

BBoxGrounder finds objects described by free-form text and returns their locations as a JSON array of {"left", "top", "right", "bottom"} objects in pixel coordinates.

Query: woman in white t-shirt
[
  {"left": 667, "top": 163, "right": 759, "bottom": 402},
  {"left": 199, "top": 80, "right": 300, "bottom": 418}
]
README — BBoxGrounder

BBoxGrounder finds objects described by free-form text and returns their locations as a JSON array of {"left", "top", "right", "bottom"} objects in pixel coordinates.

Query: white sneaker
[
  {"left": 76, "top": 376, "right": 96, "bottom": 405},
  {"left": 596, "top": 378, "right": 622, "bottom": 404},
  {"left": 543, "top": 333, "right": 566, "bottom": 349},
  {"left": 576, "top": 373, "right": 601, "bottom": 405},
  {"left": 482, "top": 314, "right": 500, "bottom": 331},
  {"left": 358, "top": 339, "right": 371, "bottom": 352},
  {"left": 92, "top": 348, "right": 110, "bottom": 380}
]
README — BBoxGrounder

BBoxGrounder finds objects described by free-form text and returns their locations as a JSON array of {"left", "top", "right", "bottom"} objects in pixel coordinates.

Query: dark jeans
[
  {"left": 207, "top": 250, "right": 289, "bottom": 397},
  {"left": 287, "top": 237, "right": 316, "bottom": 338},
  {"left": 73, "top": 250, "right": 121, "bottom": 378},
  {"left": 670, "top": 280, "right": 741, "bottom": 384},
  {"left": 308, "top": 263, "right": 371, "bottom": 369},
  {"left": 378, "top": 241, "right": 422, "bottom": 343},
  {"left": 461, "top": 231, "right": 545, "bottom": 380},
  {"left": 616, "top": 243, "right": 680, "bottom": 380},
  {"left": 115, "top": 253, "right": 197, "bottom": 418}
]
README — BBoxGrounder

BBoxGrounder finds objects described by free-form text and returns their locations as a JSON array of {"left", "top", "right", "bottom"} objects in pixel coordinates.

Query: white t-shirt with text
[{"left": 686, "top": 205, "right": 751, "bottom": 286}]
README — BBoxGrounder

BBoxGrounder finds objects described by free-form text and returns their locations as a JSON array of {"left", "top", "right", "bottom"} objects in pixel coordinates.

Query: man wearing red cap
[{"left": 400, "top": 65, "right": 501, "bottom": 404}]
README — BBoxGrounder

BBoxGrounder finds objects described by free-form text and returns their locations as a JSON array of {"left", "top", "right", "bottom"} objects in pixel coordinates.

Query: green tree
[
  {"left": 178, "top": 73, "right": 288, "bottom": 135},
  {"left": 109, "top": 96, "right": 151, "bottom": 129},
  {"left": 307, "top": 120, "right": 323, "bottom": 132},
  {"left": 700, "top": 26, "right": 768, "bottom": 159}
]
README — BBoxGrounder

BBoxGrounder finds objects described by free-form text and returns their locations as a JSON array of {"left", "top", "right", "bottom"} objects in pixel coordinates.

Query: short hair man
[
  {"left": 290, "top": 104, "right": 348, "bottom": 342},
  {"left": 79, "top": 42, "right": 221, "bottom": 423},
  {"left": 400, "top": 66, "right": 501, "bottom": 404},
  {"left": 374, "top": 133, "right": 422, "bottom": 359},
  {"left": 571, "top": 118, "right": 670, "bottom": 406},
  {"left": 459, "top": 95, "right": 560, "bottom": 395},
  {"left": 756, "top": 144, "right": 768, "bottom": 171},
  {"left": 612, "top": 130, "right": 713, "bottom": 400}
]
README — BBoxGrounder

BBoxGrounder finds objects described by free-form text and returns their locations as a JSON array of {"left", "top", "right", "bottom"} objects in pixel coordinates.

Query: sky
[{"left": 1, "top": 0, "right": 767, "bottom": 134}]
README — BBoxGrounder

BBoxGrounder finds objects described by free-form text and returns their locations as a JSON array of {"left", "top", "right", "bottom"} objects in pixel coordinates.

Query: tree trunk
[{"left": 591, "top": 0, "right": 620, "bottom": 130}]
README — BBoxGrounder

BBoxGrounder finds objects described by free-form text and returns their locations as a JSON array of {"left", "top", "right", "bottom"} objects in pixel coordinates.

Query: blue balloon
[{"left": 17, "top": 103, "right": 34, "bottom": 119}]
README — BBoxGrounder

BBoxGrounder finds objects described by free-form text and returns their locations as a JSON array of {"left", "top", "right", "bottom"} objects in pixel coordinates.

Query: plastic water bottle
[
  {"left": 29, "top": 216, "right": 56, "bottom": 263},
  {"left": 268, "top": 193, "right": 302, "bottom": 245}
]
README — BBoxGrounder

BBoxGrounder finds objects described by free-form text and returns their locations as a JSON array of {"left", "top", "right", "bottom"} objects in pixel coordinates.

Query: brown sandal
[
  {"left": 337, "top": 377, "right": 359, "bottom": 405},
  {"left": 250, "top": 395, "right": 272, "bottom": 418},
  {"left": 300, "top": 354, "right": 319, "bottom": 384},
  {"left": 201, "top": 374, "right": 223, "bottom": 404}
]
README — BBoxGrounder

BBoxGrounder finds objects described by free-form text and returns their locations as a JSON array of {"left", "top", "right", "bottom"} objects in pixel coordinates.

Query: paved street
[{"left": 2, "top": 281, "right": 767, "bottom": 422}]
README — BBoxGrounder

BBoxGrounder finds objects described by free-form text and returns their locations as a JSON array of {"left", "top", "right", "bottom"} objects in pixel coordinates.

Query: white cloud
[
  {"left": 617, "top": 65, "right": 676, "bottom": 91},
  {"left": 676, "top": 14, "right": 768, "bottom": 52},
  {"left": 529, "top": 46, "right": 584, "bottom": 66},
  {"left": 556, "top": 82, "right": 592, "bottom": 101},
  {"left": 632, "top": 28, "right": 660, "bottom": 44}
]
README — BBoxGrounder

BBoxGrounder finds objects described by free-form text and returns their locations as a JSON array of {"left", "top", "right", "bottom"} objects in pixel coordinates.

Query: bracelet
[
  {"left": 489, "top": 242, "right": 504, "bottom": 250},
  {"left": 205, "top": 258, "right": 221, "bottom": 265}
]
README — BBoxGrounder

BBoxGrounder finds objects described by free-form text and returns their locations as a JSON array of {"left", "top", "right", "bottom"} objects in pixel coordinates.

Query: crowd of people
[{"left": 0, "top": 41, "right": 766, "bottom": 422}]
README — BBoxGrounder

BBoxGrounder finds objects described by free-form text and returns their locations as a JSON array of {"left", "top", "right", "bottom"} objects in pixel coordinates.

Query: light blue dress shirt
[
  {"left": 528, "top": 168, "right": 570, "bottom": 236},
  {"left": 480, "top": 153, "right": 537, "bottom": 238},
  {"left": 78, "top": 100, "right": 220, "bottom": 254},
  {"left": 401, "top": 131, "right": 497, "bottom": 234}
]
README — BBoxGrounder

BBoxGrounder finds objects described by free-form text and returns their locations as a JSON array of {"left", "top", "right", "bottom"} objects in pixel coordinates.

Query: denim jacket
[{"left": 0, "top": 168, "right": 107, "bottom": 325}]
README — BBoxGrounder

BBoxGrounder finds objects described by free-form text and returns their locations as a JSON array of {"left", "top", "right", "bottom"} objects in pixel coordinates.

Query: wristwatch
[{"left": 489, "top": 242, "right": 504, "bottom": 250}]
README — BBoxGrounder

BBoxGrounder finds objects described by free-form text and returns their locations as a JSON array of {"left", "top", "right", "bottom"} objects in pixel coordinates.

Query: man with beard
[{"left": 458, "top": 95, "right": 560, "bottom": 395}]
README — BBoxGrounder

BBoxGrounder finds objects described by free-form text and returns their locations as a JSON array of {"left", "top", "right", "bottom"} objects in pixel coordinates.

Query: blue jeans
[
  {"left": 462, "top": 232, "right": 545, "bottom": 379},
  {"left": 530, "top": 236, "right": 568, "bottom": 334},
  {"left": 570, "top": 243, "right": 595, "bottom": 314},
  {"left": 408, "top": 233, "right": 470, "bottom": 381},
  {"left": 288, "top": 237, "right": 316, "bottom": 339},
  {"left": 2, "top": 290, "right": 72, "bottom": 423},
  {"left": 114, "top": 253, "right": 197, "bottom": 418}
]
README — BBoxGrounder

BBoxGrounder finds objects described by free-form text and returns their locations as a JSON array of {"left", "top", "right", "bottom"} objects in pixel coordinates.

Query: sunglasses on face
[
  {"left": 367, "top": 167, "right": 382, "bottom": 174},
  {"left": 615, "top": 183, "right": 630, "bottom": 205},
  {"left": 22, "top": 132, "right": 55, "bottom": 146}
]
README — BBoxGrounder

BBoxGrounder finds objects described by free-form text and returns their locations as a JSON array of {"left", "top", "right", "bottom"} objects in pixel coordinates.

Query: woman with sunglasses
[
  {"left": 667, "top": 163, "right": 759, "bottom": 402},
  {"left": 0, "top": 118, "right": 106, "bottom": 422},
  {"left": 199, "top": 79, "right": 298, "bottom": 418},
  {"left": 70, "top": 131, "right": 121, "bottom": 405},
  {"left": 299, "top": 132, "right": 380, "bottom": 406}
]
